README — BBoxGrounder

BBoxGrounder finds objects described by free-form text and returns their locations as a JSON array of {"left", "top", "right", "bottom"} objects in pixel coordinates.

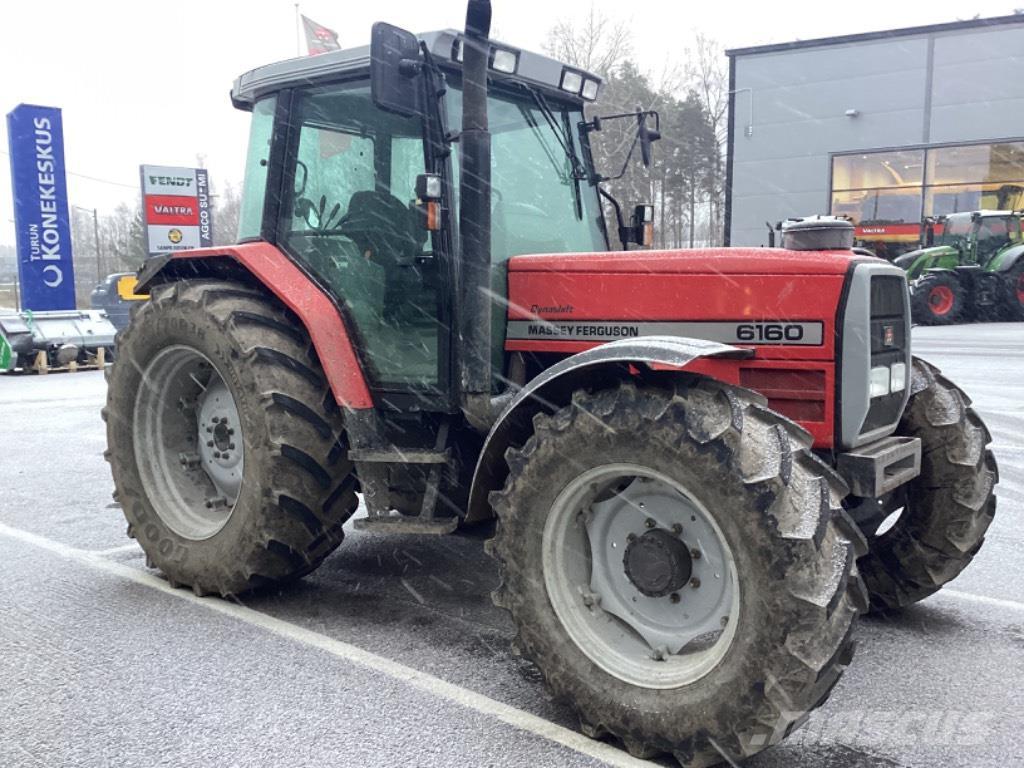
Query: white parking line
[
  {"left": 938, "top": 589, "right": 1024, "bottom": 614},
  {"left": 91, "top": 543, "right": 143, "bottom": 556},
  {"left": 0, "top": 521, "right": 651, "bottom": 768}
]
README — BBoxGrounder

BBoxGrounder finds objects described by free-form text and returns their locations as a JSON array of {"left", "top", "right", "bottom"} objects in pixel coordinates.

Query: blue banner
[{"left": 6, "top": 104, "right": 76, "bottom": 310}]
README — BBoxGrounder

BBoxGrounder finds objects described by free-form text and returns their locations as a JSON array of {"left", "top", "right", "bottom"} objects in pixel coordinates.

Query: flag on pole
[{"left": 301, "top": 14, "right": 341, "bottom": 55}]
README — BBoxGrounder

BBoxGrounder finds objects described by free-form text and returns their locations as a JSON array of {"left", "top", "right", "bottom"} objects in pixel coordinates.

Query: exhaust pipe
[{"left": 458, "top": 0, "right": 494, "bottom": 432}]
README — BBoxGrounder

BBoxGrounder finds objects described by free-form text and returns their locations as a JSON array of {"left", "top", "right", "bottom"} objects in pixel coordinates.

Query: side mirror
[
  {"left": 637, "top": 109, "right": 661, "bottom": 167},
  {"left": 370, "top": 22, "right": 423, "bottom": 117}
]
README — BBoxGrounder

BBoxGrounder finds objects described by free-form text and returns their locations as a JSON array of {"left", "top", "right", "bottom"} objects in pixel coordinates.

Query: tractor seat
[{"left": 344, "top": 190, "right": 421, "bottom": 268}]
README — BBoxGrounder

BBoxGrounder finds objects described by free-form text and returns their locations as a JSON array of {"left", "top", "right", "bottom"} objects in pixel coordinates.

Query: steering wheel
[{"left": 295, "top": 194, "right": 347, "bottom": 233}]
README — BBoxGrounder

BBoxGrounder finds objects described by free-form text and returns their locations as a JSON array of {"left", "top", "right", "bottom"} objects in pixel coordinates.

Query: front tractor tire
[
  {"left": 490, "top": 379, "right": 868, "bottom": 766},
  {"left": 104, "top": 279, "right": 358, "bottom": 597},
  {"left": 858, "top": 358, "right": 996, "bottom": 612},
  {"left": 911, "top": 272, "right": 967, "bottom": 325}
]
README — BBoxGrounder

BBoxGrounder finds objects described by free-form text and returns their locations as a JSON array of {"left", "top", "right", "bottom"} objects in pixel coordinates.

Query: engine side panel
[{"left": 506, "top": 265, "right": 849, "bottom": 447}]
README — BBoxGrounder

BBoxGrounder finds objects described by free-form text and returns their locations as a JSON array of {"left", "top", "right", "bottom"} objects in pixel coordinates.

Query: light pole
[{"left": 71, "top": 205, "right": 103, "bottom": 282}]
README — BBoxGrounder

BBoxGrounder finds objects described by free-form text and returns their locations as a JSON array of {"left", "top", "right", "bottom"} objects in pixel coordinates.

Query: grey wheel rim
[
  {"left": 542, "top": 464, "right": 739, "bottom": 689},
  {"left": 133, "top": 345, "right": 244, "bottom": 541}
]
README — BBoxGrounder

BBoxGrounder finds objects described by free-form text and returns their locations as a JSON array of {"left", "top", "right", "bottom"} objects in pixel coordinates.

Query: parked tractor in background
[
  {"left": 103, "top": 2, "right": 997, "bottom": 764},
  {"left": 896, "top": 210, "right": 1024, "bottom": 324}
]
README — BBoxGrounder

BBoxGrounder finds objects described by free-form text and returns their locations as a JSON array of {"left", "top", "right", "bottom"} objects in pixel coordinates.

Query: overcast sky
[{"left": 1, "top": 0, "right": 1018, "bottom": 246}]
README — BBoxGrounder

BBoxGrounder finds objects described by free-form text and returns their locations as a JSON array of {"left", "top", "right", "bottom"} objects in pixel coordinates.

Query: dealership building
[{"left": 724, "top": 15, "right": 1024, "bottom": 257}]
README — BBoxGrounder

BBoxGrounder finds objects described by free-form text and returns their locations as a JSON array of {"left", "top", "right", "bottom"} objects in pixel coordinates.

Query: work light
[{"left": 560, "top": 69, "right": 583, "bottom": 94}]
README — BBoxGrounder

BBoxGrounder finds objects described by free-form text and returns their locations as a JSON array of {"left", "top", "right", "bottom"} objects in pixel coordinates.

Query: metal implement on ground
[
  {"left": 0, "top": 309, "right": 116, "bottom": 373},
  {"left": 102, "top": 3, "right": 998, "bottom": 765},
  {"left": 895, "top": 210, "right": 1024, "bottom": 324}
]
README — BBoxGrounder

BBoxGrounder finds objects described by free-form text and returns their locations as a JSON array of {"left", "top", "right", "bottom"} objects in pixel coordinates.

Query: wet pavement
[{"left": 1, "top": 322, "right": 1021, "bottom": 767}]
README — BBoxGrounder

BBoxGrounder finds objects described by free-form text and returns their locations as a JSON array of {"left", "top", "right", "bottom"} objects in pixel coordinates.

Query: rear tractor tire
[
  {"left": 858, "top": 358, "right": 996, "bottom": 612},
  {"left": 911, "top": 272, "right": 966, "bottom": 325},
  {"left": 489, "top": 379, "right": 868, "bottom": 766},
  {"left": 104, "top": 279, "right": 359, "bottom": 597}
]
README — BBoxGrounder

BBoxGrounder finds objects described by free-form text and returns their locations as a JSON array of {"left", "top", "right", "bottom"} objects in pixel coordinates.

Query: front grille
[{"left": 862, "top": 275, "right": 908, "bottom": 434}]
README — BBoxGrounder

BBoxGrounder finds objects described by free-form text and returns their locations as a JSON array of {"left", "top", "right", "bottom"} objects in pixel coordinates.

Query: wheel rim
[
  {"left": 542, "top": 464, "right": 740, "bottom": 689},
  {"left": 928, "top": 284, "right": 955, "bottom": 315},
  {"left": 133, "top": 345, "right": 244, "bottom": 540}
]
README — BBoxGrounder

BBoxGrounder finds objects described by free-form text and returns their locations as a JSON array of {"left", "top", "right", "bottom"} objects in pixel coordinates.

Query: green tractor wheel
[{"left": 911, "top": 272, "right": 966, "bottom": 325}]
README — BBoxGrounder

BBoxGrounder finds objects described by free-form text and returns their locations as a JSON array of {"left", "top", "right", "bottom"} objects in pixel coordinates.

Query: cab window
[{"left": 279, "top": 83, "right": 442, "bottom": 391}]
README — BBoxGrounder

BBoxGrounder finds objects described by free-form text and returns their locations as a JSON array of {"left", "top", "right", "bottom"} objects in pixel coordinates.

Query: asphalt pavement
[{"left": 1, "top": 322, "right": 1022, "bottom": 767}]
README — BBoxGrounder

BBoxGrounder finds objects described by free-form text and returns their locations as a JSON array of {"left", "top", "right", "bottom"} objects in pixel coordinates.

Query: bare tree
[
  {"left": 213, "top": 183, "right": 242, "bottom": 247},
  {"left": 685, "top": 32, "right": 729, "bottom": 244},
  {"left": 543, "top": 3, "right": 632, "bottom": 78}
]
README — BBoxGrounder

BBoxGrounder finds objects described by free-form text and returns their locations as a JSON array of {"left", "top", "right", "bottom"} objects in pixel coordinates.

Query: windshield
[
  {"left": 936, "top": 215, "right": 973, "bottom": 248},
  {"left": 445, "top": 85, "right": 607, "bottom": 263}
]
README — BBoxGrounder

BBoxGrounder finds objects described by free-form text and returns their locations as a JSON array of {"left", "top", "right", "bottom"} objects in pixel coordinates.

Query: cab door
[{"left": 277, "top": 82, "right": 453, "bottom": 409}]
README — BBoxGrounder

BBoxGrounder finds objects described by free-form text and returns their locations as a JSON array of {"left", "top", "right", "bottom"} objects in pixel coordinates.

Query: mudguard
[
  {"left": 464, "top": 336, "right": 752, "bottom": 523},
  {"left": 134, "top": 244, "right": 374, "bottom": 409}
]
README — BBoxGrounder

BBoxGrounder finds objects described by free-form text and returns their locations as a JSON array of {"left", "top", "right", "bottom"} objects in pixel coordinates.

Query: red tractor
[{"left": 105, "top": 3, "right": 997, "bottom": 764}]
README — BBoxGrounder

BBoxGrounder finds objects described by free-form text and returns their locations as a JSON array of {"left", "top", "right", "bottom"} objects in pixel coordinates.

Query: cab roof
[{"left": 231, "top": 29, "right": 602, "bottom": 109}]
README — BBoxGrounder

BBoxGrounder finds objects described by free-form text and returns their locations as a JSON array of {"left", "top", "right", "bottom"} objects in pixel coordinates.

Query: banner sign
[
  {"left": 140, "top": 165, "right": 213, "bottom": 254},
  {"left": 6, "top": 104, "right": 77, "bottom": 311}
]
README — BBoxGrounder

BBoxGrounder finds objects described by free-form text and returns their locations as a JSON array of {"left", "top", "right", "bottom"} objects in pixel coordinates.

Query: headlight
[
  {"left": 890, "top": 362, "right": 907, "bottom": 393},
  {"left": 870, "top": 366, "right": 891, "bottom": 398}
]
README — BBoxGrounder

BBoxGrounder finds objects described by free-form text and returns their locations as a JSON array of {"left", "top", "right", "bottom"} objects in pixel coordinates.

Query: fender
[
  {"left": 988, "top": 243, "right": 1024, "bottom": 272},
  {"left": 134, "top": 244, "right": 374, "bottom": 409},
  {"left": 464, "top": 336, "right": 752, "bottom": 523}
]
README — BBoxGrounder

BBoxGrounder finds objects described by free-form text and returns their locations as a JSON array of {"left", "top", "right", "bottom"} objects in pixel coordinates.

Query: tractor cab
[
  {"left": 231, "top": 29, "right": 652, "bottom": 412},
  {"left": 930, "top": 210, "right": 1022, "bottom": 263}
]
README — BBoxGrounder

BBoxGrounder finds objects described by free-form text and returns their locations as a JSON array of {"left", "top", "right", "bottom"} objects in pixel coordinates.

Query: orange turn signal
[
  {"left": 642, "top": 222, "right": 654, "bottom": 247},
  {"left": 424, "top": 201, "right": 441, "bottom": 231}
]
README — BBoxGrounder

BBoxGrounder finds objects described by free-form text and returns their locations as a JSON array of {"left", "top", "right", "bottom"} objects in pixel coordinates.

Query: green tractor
[{"left": 895, "top": 210, "right": 1024, "bottom": 324}]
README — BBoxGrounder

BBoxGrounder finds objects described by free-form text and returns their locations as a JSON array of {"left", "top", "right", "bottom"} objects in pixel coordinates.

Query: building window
[
  {"left": 831, "top": 140, "right": 1024, "bottom": 259},
  {"left": 925, "top": 142, "right": 1024, "bottom": 215},
  {"left": 830, "top": 150, "right": 925, "bottom": 260},
  {"left": 832, "top": 150, "right": 925, "bottom": 192}
]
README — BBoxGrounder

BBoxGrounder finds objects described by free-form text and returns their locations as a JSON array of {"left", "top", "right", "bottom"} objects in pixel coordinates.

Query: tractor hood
[
  {"left": 893, "top": 245, "right": 960, "bottom": 279},
  {"left": 508, "top": 247, "right": 862, "bottom": 276},
  {"left": 505, "top": 247, "right": 876, "bottom": 363}
]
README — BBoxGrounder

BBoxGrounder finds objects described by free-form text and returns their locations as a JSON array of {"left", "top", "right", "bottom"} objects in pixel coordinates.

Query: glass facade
[{"left": 830, "top": 140, "right": 1024, "bottom": 259}]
